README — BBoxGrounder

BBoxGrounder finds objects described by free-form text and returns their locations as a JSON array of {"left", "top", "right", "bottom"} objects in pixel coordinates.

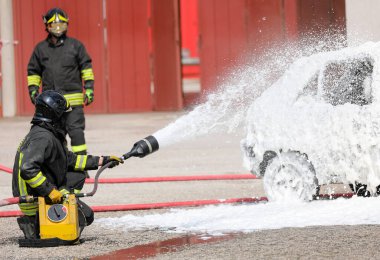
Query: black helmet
[
  {"left": 43, "top": 8, "right": 69, "bottom": 37},
  {"left": 33, "top": 90, "right": 71, "bottom": 123}
]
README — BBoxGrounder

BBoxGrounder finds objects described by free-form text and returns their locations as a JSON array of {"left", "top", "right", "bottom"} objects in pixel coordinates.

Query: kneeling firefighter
[{"left": 12, "top": 90, "right": 123, "bottom": 240}]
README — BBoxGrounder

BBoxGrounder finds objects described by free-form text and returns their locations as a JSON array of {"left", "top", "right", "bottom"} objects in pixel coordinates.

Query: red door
[{"left": 12, "top": 0, "right": 153, "bottom": 115}]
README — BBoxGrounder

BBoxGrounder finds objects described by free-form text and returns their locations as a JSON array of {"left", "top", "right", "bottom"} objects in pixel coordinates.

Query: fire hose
[
  {"left": 0, "top": 164, "right": 12, "bottom": 174},
  {"left": 0, "top": 197, "right": 269, "bottom": 218},
  {"left": 0, "top": 193, "right": 354, "bottom": 218}
]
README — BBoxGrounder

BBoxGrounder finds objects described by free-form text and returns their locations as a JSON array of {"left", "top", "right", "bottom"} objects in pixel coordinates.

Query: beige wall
[
  {"left": 0, "top": 0, "right": 16, "bottom": 117},
  {"left": 346, "top": 0, "right": 380, "bottom": 45}
]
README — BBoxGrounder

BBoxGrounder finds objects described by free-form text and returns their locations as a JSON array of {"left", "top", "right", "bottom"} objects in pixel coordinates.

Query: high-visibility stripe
[
  {"left": 75, "top": 155, "right": 88, "bottom": 170},
  {"left": 64, "top": 93, "right": 84, "bottom": 106},
  {"left": 17, "top": 153, "right": 38, "bottom": 216},
  {"left": 60, "top": 189, "right": 69, "bottom": 195},
  {"left": 81, "top": 68, "right": 94, "bottom": 81},
  {"left": 25, "top": 171, "right": 46, "bottom": 188},
  {"left": 19, "top": 203, "right": 38, "bottom": 216},
  {"left": 47, "top": 14, "right": 56, "bottom": 23},
  {"left": 58, "top": 14, "right": 68, "bottom": 22},
  {"left": 18, "top": 153, "right": 28, "bottom": 197},
  {"left": 66, "top": 99, "right": 71, "bottom": 109},
  {"left": 27, "top": 75, "right": 41, "bottom": 86},
  {"left": 67, "top": 99, "right": 83, "bottom": 106},
  {"left": 72, "top": 144, "right": 87, "bottom": 153},
  {"left": 60, "top": 188, "right": 81, "bottom": 194},
  {"left": 19, "top": 204, "right": 38, "bottom": 209}
]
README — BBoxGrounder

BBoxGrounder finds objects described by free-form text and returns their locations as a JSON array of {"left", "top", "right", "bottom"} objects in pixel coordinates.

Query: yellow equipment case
[{"left": 18, "top": 193, "right": 83, "bottom": 247}]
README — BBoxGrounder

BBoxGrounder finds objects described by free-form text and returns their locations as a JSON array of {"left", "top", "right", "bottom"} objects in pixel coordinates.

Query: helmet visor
[{"left": 48, "top": 22, "right": 67, "bottom": 37}]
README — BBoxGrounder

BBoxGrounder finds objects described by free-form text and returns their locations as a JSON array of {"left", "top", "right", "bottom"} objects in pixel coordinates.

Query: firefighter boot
[{"left": 17, "top": 215, "right": 38, "bottom": 239}]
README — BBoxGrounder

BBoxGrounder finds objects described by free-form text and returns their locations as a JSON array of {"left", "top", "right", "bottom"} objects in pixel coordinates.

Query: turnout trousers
[{"left": 64, "top": 106, "right": 87, "bottom": 155}]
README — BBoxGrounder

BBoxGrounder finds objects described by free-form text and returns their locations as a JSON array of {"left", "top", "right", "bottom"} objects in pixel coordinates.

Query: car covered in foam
[{"left": 241, "top": 42, "right": 380, "bottom": 201}]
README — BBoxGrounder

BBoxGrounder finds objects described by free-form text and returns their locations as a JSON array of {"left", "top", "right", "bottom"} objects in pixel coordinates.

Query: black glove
[
  {"left": 28, "top": 85, "right": 39, "bottom": 104},
  {"left": 102, "top": 156, "right": 123, "bottom": 168}
]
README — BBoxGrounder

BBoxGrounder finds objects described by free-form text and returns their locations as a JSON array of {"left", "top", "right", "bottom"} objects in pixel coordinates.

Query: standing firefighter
[
  {"left": 27, "top": 7, "right": 94, "bottom": 168},
  {"left": 12, "top": 90, "right": 123, "bottom": 239}
]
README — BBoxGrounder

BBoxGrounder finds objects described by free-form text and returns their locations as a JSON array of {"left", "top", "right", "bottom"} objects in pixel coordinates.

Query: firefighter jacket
[
  {"left": 27, "top": 35, "right": 94, "bottom": 107},
  {"left": 12, "top": 123, "right": 100, "bottom": 216}
]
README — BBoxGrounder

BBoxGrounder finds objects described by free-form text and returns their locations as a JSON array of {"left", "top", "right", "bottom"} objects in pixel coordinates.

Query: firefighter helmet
[
  {"left": 43, "top": 8, "right": 69, "bottom": 37},
  {"left": 33, "top": 90, "right": 71, "bottom": 123}
]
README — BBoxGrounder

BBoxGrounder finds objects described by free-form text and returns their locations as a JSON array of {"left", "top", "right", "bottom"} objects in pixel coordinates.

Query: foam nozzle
[{"left": 122, "top": 135, "right": 159, "bottom": 160}]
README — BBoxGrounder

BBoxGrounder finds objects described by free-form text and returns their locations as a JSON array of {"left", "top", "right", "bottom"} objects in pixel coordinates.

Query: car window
[
  {"left": 301, "top": 73, "right": 318, "bottom": 97},
  {"left": 321, "top": 56, "right": 373, "bottom": 106}
]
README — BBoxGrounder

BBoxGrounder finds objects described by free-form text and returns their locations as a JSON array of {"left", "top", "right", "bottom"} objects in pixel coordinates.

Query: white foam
[
  {"left": 96, "top": 197, "right": 380, "bottom": 234},
  {"left": 153, "top": 35, "right": 349, "bottom": 149},
  {"left": 153, "top": 42, "right": 327, "bottom": 147}
]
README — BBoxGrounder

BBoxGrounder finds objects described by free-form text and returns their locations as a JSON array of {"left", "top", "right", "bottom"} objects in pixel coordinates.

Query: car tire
[
  {"left": 263, "top": 151, "right": 318, "bottom": 202},
  {"left": 259, "top": 150, "right": 277, "bottom": 176}
]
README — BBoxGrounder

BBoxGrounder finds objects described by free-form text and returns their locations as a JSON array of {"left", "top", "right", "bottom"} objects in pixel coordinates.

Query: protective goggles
[{"left": 48, "top": 22, "right": 68, "bottom": 35}]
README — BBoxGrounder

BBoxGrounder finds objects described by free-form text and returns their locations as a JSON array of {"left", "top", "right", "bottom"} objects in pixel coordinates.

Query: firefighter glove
[
  {"left": 84, "top": 88, "right": 94, "bottom": 106},
  {"left": 48, "top": 188, "right": 63, "bottom": 204},
  {"left": 102, "top": 155, "right": 124, "bottom": 168},
  {"left": 28, "top": 86, "right": 39, "bottom": 104}
]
